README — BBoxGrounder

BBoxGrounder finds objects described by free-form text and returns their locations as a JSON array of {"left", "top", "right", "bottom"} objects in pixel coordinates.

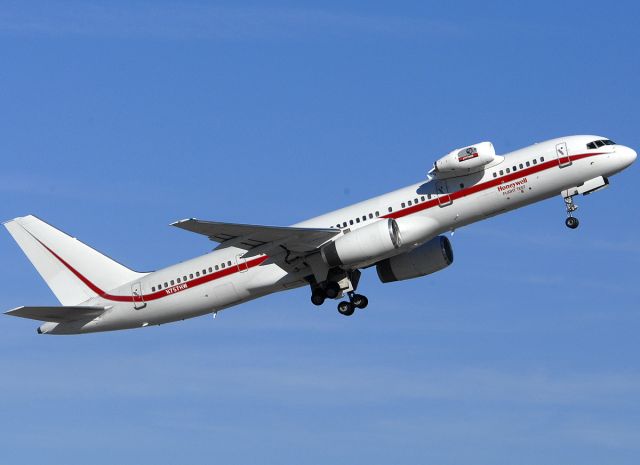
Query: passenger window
[
  {"left": 512, "top": 166, "right": 516, "bottom": 171},
  {"left": 388, "top": 207, "right": 392, "bottom": 212},
  {"left": 152, "top": 286, "right": 155, "bottom": 292},
  {"left": 500, "top": 170, "right": 504, "bottom": 175},
  {"left": 519, "top": 164, "right": 523, "bottom": 169},
  {"left": 183, "top": 276, "right": 187, "bottom": 281},
  {"left": 506, "top": 168, "right": 511, "bottom": 173},
  {"left": 459, "top": 183, "right": 464, "bottom": 188},
  {"left": 493, "top": 172, "right": 497, "bottom": 178},
  {"left": 414, "top": 198, "right": 418, "bottom": 204},
  {"left": 427, "top": 194, "right": 431, "bottom": 200},
  {"left": 526, "top": 161, "right": 530, "bottom": 167},
  {"left": 208, "top": 267, "right": 213, "bottom": 273},
  {"left": 227, "top": 261, "right": 232, "bottom": 266},
  {"left": 356, "top": 218, "right": 360, "bottom": 223},
  {"left": 420, "top": 196, "right": 425, "bottom": 202},
  {"left": 369, "top": 213, "right": 373, "bottom": 219},
  {"left": 343, "top": 222, "right": 347, "bottom": 227},
  {"left": 533, "top": 159, "right": 537, "bottom": 165},
  {"left": 171, "top": 280, "right": 175, "bottom": 285},
  {"left": 349, "top": 219, "right": 354, "bottom": 225},
  {"left": 177, "top": 278, "right": 181, "bottom": 283},
  {"left": 164, "top": 282, "right": 168, "bottom": 288},
  {"left": 408, "top": 200, "right": 412, "bottom": 206},
  {"left": 362, "top": 215, "right": 366, "bottom": 221},
  {"left": 375, "top": 211, "right": 380, "bottom": 217},
  {"left": 196, "top": 272, "right": 200, "bottom": 277},
  {"left": 188, "top": 274, "right": 192, "bottom": 279},
  {"left": 401, "top": 202, "right": 406, "bottom": 208},
  {"left": 540, "top": 157, "right": 544, "bottom": 162},
  {"left": 215, "top": 265, "right": 219, "bottom": 271}
]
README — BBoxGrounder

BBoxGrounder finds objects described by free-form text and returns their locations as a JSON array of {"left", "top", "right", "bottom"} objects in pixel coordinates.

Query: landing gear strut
[{"left": 564, "top": 195, "right": 580, "bottom": 229}]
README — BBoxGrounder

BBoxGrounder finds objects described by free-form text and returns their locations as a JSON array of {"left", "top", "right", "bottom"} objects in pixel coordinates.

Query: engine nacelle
[
  {"left": 321, "top": 219, "right": 402, "bottom": 267},
  {"left": 434, "top": 141, "right": 497, "bottom": 177},
  {"left": 376, "top": 235, "right": 453, "bottom": 283}
]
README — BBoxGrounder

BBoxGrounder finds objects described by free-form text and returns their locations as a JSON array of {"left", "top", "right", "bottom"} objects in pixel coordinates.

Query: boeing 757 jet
[{"left": 4, "top": 135, "right": 636, "bottom": 334}]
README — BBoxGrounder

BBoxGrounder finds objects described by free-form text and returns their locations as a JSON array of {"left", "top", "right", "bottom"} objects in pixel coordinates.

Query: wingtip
[
  {"left": 4, "top": 306, "right": 25, "bottom": 316},
  {"left": 3, "top": 215, "right": 34, "bottom": 226},
  {"left": 171, "top": 218, "right": 193, "bottom": 226}
]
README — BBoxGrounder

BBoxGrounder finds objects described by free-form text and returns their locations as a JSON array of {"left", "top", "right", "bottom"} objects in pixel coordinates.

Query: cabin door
[
  {"left": 236, "top": 254, "right": 248, "bottom": 273},
  {"left": 556, "top": 142, "right": 571, "bottom": 167},
  {"left": 436, "top": 180, "right": 452, "bottom": 207},
  {"left": 131, "top": 282, "right": 146, "bottom": 310}
]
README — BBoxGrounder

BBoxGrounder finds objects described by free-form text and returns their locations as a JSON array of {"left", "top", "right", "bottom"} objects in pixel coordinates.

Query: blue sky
[{"left": 1, "top": 1, "right": 639, "bottom": 463}]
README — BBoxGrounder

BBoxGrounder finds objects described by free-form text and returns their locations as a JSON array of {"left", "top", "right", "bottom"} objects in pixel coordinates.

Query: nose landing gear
[
  {"left": 564, "top": 195, "right": 580, "bottom": 229},
  {"left": 565, "top": 216, "right": 579, "bottom": 229}
]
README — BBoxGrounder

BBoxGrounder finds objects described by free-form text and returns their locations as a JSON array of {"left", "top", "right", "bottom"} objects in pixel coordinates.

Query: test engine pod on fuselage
[{"left": 433, "top": 141, "right": 499, "bottom": 179}]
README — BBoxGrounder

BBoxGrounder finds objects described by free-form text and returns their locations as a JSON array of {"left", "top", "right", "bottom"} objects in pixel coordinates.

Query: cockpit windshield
[{"left": 587, "top": 139, "right": 616, "bottom": 150}]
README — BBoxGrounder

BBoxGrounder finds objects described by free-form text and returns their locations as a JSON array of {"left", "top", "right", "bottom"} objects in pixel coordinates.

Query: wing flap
[
  {"left": 171, "top": 218, "right": 339, "bottom": 254},
  {"left": 5, "top": 306, "right": 107, "bottom": 323}
]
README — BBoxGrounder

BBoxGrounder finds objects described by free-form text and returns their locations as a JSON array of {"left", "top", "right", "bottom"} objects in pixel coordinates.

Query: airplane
[{"left": 3, "top": 135, "right": 636, "bottom": 335}]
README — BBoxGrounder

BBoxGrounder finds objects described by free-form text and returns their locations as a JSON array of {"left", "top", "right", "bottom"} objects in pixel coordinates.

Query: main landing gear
[
  {"left": 309, "top": 270, "right": 368, "bottom": 317},
  {"left": 563, "top": 195, "right": 580, "bottom": 229},
  {"left": 337, "top": 293, "right": 369, "bottom": 316}
]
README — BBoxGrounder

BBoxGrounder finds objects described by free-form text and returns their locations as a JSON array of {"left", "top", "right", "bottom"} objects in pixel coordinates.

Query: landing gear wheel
[
  {"left": 351, "top": 294, "right": 368, "bottom": 309},
  {"left": 565, "top": 216, "right": 579, "bottom": 229},
  {"left": 337, "top": 301, "right": 355, "bottom": 316},
  {"left": 325, "top": 281, "right": 341, "bottom": 299},
  {"left": 311, "top": 289, "right": 326, "bottom": 306}
]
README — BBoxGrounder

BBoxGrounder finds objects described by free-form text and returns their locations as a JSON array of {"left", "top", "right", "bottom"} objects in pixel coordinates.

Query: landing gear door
[
  {"left": 556, "top": 142, "right": 571, "bottom": 167},
  {"left": 132, "top": 282, "right": 146, "bottom": 310},
  {"left": 436, "top": 180, "right": 452, "bottom": 207}
]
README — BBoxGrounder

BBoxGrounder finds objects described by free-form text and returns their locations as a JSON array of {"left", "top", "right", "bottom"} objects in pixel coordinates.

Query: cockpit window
[{"left": 587, "top": 139, "right": 616, "bottom": 150}]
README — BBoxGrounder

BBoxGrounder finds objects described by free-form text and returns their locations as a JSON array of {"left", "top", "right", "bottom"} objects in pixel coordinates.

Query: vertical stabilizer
[{"left": 4, "top": 215, "right": 146, "bottom": 305}]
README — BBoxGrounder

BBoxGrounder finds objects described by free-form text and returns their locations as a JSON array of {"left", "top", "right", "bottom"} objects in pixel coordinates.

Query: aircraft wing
[
  {"left": 171, "top": 218, "right": 340, "bottom": 257},
  {"left": 5, "top": 306, "right": 107, "bottom": 323}
]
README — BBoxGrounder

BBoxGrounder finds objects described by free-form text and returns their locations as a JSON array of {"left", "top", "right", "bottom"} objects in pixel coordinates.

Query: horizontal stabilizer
[
  {"left": 5, "top": 306, "right": 107, "bottom": 323},
  {"left": 171, "top": 218, "right": 339, "bottom": 255}
]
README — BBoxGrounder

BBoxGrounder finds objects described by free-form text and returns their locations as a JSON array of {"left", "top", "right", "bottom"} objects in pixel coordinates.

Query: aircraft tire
[
  {"left": 325, "top": 281, "right": 341, "bottom": 299},
  {"left": 352, "top": 294, "right": 368, "bottom": 309},
  {"left": 565, "top": 217, "right": 579, "bottom": 229},
  {"left": 311, "top": 289, "right": 326, "bottom": 306},
  {"left": 338, "top": 301, "right": 355, "bottom": 316}
]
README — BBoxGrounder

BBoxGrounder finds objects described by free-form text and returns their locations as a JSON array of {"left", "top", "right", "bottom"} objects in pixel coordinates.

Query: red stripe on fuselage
[
  {"left": 382, "top": 152, "right": 602, "bottom": 219},
  {"left": 33, "top": 234, "right": 268, "bottom": 303},
  {"left": 33, "top": 151, "right": 604, "bottom": 303}
]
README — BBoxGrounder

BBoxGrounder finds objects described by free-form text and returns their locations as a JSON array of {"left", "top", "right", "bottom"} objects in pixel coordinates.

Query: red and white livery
[{"left": 4, "top": 135, "right": 636, "bottom": 334}]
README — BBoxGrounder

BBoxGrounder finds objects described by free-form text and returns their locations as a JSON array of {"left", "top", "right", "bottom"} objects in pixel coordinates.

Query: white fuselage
[{"left": 42, "top": 135, "right": 636, "bottom": 334}]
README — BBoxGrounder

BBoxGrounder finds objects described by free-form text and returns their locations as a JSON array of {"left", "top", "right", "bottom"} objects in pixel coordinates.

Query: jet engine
[
  {"left": 433, "top": 141, "right": 497, "bottom": 178},
  {"left": 376, "top": 235, "right": 453, "bottom": 283},
  {"left": 321, "top": 219, "right": 402, "bottom": 267}
]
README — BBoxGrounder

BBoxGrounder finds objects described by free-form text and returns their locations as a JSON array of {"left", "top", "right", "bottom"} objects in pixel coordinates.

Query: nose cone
[{"left": 619, "top": 145, "right": 637, "bottom": 168}]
